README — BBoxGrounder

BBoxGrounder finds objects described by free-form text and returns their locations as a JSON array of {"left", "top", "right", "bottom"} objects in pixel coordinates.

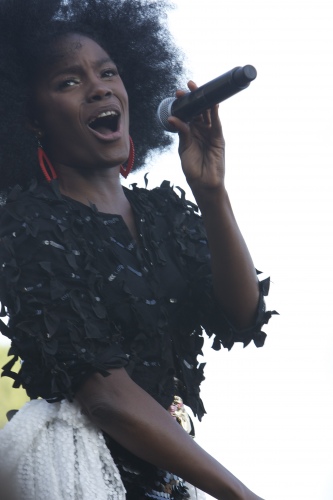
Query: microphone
[{"left": 157, "top": 65, "right": 257, "bottom": 132}]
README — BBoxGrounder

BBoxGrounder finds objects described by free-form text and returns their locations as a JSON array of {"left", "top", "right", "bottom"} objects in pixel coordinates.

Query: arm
[
  {"left": 0, "top": 187, "right": 265, "bottom": 499},
  {"left": 169, "top": 82, "right": 259, "bottom": 330},
  {"left": 76, "top": 367, "right": 263, "bottom": 500}
]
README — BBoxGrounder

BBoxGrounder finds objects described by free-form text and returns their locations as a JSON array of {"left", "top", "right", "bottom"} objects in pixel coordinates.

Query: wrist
[{"left": 191, "top": 183, "right": 229, "bottom": 214}]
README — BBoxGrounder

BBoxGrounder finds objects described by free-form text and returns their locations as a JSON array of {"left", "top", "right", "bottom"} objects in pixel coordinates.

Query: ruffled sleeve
[
  {"left": 151, "top": 181, "right": 277, "bottom": 352},
  {"left": 0, "top": 183, "right": 128, "bottom": 401}
]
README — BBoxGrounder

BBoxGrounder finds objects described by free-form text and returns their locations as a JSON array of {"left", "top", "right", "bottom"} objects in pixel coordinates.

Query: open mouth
[{"left": 88, "top": 110, "right": 120, "bottom": 136}]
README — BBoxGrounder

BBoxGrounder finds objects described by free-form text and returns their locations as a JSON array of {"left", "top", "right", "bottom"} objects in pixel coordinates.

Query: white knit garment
[{"left": 0, "top": 399, "right": 126, "bottom": 500}]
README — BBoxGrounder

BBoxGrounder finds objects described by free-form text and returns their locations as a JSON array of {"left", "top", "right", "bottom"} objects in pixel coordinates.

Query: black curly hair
[{"left": 0, "top": 0, "right": 184, "bottom": 192}]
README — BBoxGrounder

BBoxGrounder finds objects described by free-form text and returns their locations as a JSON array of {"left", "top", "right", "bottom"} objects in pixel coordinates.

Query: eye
[
  {"left": 102, "top": 68, "right": 118, "bottom": 79},
  {"left": 57, "top": 78, "right": 80, "bottom": 90}
]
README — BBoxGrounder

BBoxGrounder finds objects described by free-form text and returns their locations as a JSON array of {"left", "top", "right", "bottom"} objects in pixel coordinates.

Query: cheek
[{"left": 41, "top": 98, "right": 80, "bottom": 137}]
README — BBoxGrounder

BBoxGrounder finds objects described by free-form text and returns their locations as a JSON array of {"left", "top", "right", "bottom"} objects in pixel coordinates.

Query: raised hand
[{"left": 168, "top": 80, "right": 225, "bottom": 195}]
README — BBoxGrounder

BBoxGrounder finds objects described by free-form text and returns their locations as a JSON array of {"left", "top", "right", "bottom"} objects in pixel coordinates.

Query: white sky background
[
  {"left": 128, "top": 1, "right": 333, "bottom": 498},
  {"left": 1, "top": 0, "right": 332, "bottom": 498}
]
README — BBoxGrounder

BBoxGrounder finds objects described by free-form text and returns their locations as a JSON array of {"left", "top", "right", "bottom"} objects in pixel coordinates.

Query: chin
[{"left": 102, "top": 149, "right": 130, "bottom": 168}]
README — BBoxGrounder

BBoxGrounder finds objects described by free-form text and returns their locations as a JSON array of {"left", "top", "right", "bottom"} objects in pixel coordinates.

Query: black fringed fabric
[
  {"left": 0, "top": 179, "right": 276, "bottom": 417},
  {"left": 0, "top": 178, "right": 277, "bottom": 498}
]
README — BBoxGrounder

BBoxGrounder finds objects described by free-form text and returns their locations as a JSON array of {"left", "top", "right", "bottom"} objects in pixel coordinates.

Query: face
[{"left": 31, "top": 34, "right": 130, "bottom": 172}]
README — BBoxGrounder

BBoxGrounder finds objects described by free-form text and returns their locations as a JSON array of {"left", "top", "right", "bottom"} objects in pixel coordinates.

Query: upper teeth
[{"left": 90, "top": 110, "right": 118, "bottom": 123}]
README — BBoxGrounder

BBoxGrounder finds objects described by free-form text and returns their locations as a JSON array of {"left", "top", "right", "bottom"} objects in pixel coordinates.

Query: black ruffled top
[
  {"left": 0, "top": 179, "right": 276, "bottom": 498},
  {"left": 0, "top": 179, "right": 274, "bottom": 420}
]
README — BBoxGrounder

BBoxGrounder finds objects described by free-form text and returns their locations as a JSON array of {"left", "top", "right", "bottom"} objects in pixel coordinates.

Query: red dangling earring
[
  {"left": 37, "top": 141, "right": 57, "bottom": 182},
  {"left": 120, "top": 137, "right": 135, "bottom": 179}
]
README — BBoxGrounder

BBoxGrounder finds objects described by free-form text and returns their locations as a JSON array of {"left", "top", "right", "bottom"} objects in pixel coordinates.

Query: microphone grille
[{"left": 157, "top": 97, "right": 177, "bottom": 132}]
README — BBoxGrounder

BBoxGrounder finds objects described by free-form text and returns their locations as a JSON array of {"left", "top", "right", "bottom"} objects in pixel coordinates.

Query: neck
[{"left": 55, "top": 163, "right": 128, "bottom": 214}]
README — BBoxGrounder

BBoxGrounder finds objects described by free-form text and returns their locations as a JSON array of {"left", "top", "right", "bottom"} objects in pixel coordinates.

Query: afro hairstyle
[{"left": 0, "top": 0, "right": 184, "bottom": 192}]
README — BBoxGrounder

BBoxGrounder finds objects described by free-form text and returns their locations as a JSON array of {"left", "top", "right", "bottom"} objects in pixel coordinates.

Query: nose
[{"left": 87, "top": 78, "right": 113, "bottom": 102}]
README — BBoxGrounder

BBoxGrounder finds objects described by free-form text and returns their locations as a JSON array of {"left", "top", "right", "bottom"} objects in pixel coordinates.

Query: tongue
[{"left": 94, "top": 125, "right": 112, "bottom": 136}]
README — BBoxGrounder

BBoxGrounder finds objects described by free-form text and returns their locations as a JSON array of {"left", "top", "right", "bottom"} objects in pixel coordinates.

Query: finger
[
  {"left": 187, "top": 80, "right": 223, "bottom": 127},
  {"left": 202, "top": 108, "right": 212, "bottom": 126},
  {"left": 175, "top": 89, "right": 188, "bottom": 99},
  {"left": 175, "top": 80, "right": 198, "bottom": 98},
  {"left": 174, "top": 80, "right": 216, "bottom": 129},
  {"left": 187, "top": 80, "right": 198, "bottom": 92},
  {"left": 211, "top": 104, "right": 221, "bottom": 128},
  {"left": 187, "top": 80, "right": 214, "bottom": 126},
  {"left": 167, "top": 115, "right": 190, "bottom": 136},
  {"left": 210, "top": 104, "right": 225, "bottom": 142}
]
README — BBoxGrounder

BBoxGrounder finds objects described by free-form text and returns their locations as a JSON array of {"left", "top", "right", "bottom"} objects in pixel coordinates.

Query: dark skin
[
  {"left": 30, "top": 34, "right": 263, "bottom": 499},
  {"left": 31, "top": 34, "right": 135, "bottom": 235}
]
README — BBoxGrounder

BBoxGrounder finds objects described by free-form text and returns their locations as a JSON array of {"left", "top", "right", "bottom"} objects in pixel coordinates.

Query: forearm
[
  {"left": 192, "top": 184, "right": 259, "bottom": 330},
  {"left": 170, "top": 86, "right": 260, "bottom": 330},
  {"left": 76, "top": 368, "right": 263, "bottom": 500}
]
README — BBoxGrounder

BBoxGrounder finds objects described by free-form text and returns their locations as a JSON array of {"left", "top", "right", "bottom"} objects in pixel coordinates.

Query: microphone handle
[{"left": 171, "top": 65, "right": 257, "bottom": 122}]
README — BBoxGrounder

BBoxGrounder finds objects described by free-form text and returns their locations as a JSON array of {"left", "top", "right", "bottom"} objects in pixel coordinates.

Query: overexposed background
[
  {"left": 1, "top": 1, "right": 332, "bottom": 498},
  {"left": 129, "top": 1, "right": 333, "bottom": 498}
]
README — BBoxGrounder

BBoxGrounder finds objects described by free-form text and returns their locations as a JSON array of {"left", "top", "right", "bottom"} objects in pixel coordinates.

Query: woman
[{"left": 0, "top": 0, "right": 275, "bottom": 499}]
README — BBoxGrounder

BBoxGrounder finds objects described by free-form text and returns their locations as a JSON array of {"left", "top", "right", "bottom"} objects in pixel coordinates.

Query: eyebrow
[{"left": 49, "top": 57, "right": 115, "bottom": 79}]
